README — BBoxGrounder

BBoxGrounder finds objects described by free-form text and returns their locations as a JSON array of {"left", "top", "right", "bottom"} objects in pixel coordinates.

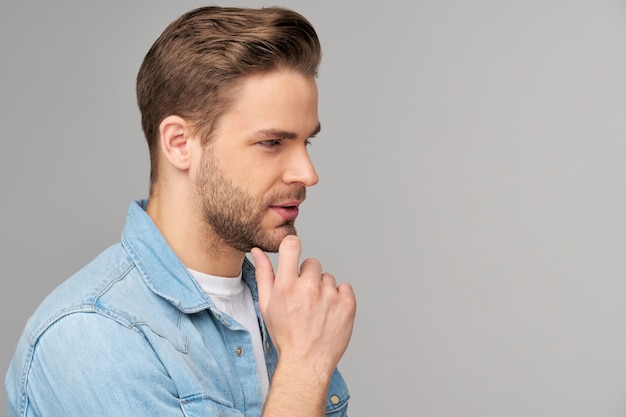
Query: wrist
[
  {"left": 274, "top": 358, "right": 334, "bottom": 387},
  {"left": 263, "top": 360, "right": 331, "bottom": 417}
]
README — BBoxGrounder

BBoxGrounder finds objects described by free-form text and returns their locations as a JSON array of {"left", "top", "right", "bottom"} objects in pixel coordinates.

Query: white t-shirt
[{"left": 188, "top": 269, "right": 270, "bottom": 401}]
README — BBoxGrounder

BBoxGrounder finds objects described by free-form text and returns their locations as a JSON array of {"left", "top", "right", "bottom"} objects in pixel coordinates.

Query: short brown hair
[{"left": 136, "top": 6, "right": 322, "bottom": 185}]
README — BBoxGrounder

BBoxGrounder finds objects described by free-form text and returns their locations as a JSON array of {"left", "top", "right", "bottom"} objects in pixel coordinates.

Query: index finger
[{"left": 276, "top": 235, "right": 302, "bottom": 280}]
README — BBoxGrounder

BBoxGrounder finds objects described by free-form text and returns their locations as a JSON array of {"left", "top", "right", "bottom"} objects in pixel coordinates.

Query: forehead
[{"left": 218, "top": 70, "right": 320, "bottom": 137}]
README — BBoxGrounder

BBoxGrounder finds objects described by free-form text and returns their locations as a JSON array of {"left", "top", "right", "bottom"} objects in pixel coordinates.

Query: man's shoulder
[{"left": 22, "top": 242, "right": 141, "bottom": 343}]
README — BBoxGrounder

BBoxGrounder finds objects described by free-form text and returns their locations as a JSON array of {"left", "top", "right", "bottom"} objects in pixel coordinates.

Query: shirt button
[
  {"left": 329, "top": 394, "right": 340, "bottom": 405},
  {"left": 234, "top": 346, "right": 244, "bottom": 357},
  {"left": 264, "top": 341, "right": 270, "bottom": 351}
]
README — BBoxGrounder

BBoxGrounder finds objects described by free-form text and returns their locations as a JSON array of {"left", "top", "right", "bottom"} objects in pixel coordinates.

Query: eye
[{"left": 258, "top": 139, "right": 282, "bottom": 148}]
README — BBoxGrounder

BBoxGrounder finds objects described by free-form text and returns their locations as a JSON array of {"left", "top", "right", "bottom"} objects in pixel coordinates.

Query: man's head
[
  {"left": 137, "top": 6, "right": 322, "bottom": 186},
  {"left": 137, "top": 7, "right": 322, "bottom": 254}
]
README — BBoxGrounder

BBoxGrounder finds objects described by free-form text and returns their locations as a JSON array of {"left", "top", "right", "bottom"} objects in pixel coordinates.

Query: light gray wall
[{"left": 2, "top": 1, "right": 626, "bottom": 416}]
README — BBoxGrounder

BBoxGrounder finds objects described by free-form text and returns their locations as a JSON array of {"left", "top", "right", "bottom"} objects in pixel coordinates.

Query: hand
[{"left": 251, "top": 235, "right": 356, "bottom": 379}]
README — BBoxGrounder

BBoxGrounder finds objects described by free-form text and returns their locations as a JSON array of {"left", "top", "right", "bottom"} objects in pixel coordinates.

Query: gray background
[{"left": 2, "top": 0, "right": 626, "bottom": 416}]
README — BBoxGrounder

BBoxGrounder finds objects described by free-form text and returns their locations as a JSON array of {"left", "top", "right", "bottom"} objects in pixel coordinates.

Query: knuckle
[
  {"left": 300, "top": 257, "right": 322, "bottom": 271},
  {"left": 321, "top": 273, "right": 337, "bottom": 287}
]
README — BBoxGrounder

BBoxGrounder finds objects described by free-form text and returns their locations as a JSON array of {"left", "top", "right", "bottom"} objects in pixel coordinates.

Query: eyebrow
[{"left": 254, "top": 123, "right": 321, "bottom": 140}]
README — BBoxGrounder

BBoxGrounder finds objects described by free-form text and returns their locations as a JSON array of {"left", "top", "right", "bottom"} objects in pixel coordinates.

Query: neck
[{"left": 146, "top": 187, "right": 245, "bottom": 278}]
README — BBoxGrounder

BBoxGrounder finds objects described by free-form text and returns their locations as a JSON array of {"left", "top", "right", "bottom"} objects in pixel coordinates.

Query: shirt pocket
[{"left": 180, "top": 394, "right": 244, "bottom": 417}]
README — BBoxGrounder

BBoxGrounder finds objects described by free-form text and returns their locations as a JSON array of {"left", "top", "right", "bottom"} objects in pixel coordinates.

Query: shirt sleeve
[{"left": 20, "top": 312, "right": 187, "bottom": 417}]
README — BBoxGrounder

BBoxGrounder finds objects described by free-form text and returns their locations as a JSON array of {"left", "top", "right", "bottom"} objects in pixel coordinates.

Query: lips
[{"left": 270, "top": 200, "right": 302, "bottom": 221}]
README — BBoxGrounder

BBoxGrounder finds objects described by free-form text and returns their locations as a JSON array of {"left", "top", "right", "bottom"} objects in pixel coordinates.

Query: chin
[{"left": 254, "top": 225, "right": 298, "bottom": 253}]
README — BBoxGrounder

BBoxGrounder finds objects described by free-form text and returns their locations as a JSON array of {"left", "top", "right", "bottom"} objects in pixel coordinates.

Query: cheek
[{"left": 238, "top": 167, "right": 283, "bottom": 195}]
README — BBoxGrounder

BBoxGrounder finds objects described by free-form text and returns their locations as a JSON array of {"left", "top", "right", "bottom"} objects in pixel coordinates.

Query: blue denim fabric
[{"left": 6, "top": 200, "right": 349, "bottom": 417}]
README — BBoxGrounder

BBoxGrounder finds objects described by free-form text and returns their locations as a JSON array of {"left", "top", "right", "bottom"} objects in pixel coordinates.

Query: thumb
[{"left": 250, "top": 247, "right": 275, "bottom": 316}]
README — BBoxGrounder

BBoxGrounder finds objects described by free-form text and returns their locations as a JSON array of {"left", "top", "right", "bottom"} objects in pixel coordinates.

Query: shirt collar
[{"left": 121, "top": 199, "right": 258, "bottom": 313}]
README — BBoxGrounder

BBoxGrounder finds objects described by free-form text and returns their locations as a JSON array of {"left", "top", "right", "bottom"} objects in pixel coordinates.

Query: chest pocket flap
[{"left": 180, "top": 395, "right": 244, "bottom": 417}]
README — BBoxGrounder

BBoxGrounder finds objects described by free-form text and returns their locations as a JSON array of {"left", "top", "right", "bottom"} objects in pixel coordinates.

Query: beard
[{"left": 194, "top": 150, "right": 305, "bottom": 253}]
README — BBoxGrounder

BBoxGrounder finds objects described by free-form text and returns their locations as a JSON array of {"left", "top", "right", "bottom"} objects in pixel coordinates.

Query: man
[{"left": 6, "top": 6, "right": 356, "bottom": 417}]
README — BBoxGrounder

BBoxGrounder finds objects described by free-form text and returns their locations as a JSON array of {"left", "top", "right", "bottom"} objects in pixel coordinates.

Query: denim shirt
[{"left": 6, "top": 200, "right": 349, "bottom": 417}]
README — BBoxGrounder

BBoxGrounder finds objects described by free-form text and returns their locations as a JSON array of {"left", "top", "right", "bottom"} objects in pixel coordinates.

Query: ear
[{"left": 158, "top": 115, "right": 194, "bottom": 171}]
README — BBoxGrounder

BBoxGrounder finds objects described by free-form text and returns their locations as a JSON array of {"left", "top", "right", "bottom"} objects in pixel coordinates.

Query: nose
[{"left": 283, "top": 149, "right": 319, "bottom": 186}]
